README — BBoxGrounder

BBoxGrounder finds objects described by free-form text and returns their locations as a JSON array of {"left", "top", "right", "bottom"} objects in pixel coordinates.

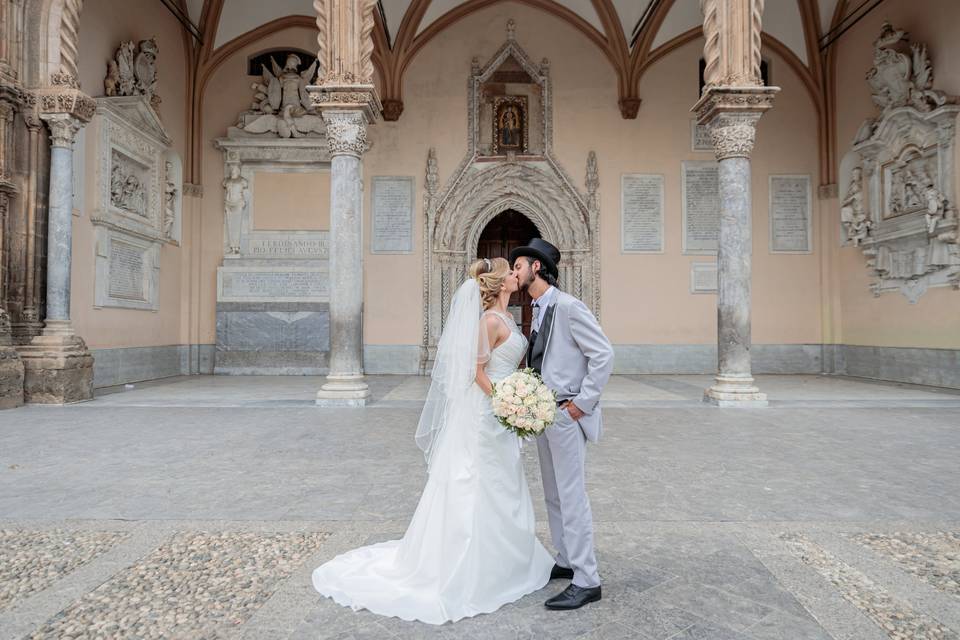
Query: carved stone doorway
[{"left": 476, "top": 209, "right": 540, "bottom": 336}]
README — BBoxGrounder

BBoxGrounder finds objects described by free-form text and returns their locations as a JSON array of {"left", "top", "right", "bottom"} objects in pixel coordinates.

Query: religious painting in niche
[
  {"left": 881, "top": 147, "right": 938, "bottom": 220},
  {"left": 492, "top": 96, "right": 528, "bottom": 155}
]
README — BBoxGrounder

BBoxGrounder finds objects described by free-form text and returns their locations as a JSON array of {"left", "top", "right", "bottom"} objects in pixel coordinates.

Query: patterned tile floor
[{"left": 0, "top": 375, "right": 958, "bottom": 639}]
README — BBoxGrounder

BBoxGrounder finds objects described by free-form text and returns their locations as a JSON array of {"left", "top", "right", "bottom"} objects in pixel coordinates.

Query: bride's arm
[{"left": 475, "top": 315, "right": 505, "bottom": 396}]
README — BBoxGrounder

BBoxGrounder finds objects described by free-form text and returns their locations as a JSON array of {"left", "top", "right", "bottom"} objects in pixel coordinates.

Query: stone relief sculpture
[
  {"left": 163, "top": 161, "right": 177, "bottom": 239},
  {"left": 104, "top": 38, "right": 161, "bottom": 110},
  {"left": 236, "top": 54, "right": 323, "bottom": 138},
  {"left": 110, "top": 150, "right": 147, "bottom": 217},
  {"left": 223, "top": 163, "right": 248, "bottom": 254},
  {"left": 845, "top": 23, "right": 960, "bottom": 301},
  {"left": 840, "top": 167, "right": 871, "bottom": 246}
]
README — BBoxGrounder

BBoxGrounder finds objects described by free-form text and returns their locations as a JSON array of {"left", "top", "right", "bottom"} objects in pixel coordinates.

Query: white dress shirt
[{"left": 531, "top": 286, "right": 557, "bottom": 334}]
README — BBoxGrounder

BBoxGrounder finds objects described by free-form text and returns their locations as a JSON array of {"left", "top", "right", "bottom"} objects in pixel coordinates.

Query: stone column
[
  {"left": 694, "top": 0, "right": 778, "bottom": 406},
  {"left": 18, "top": 82, "right": 96, "bottom": 403},
  {"left": 315, "top": 110, "right": 371, "bottom": 406},
  {"left": 310, "top": 0, "right": 381, "bottom": 407}
]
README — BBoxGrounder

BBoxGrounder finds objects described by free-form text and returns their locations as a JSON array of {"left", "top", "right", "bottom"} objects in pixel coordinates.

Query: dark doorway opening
[{"left": 476, "top": 210, "right": 540, "bottom": 337}]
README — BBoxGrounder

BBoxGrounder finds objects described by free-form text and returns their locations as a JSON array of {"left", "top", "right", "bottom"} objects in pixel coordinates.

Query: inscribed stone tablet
[
  {"left": 219, "top": 269, "right": 329, "bottom": 302},
  {"left": 621, "top": 174, "right": 664, "bottom": 253},
  {"left": 769, "top": 175, "right": 812, "bottom": 253},
  {"left": 372, "top": 177, "right": 414, "bottom": 254},
  {"left": 108, "top": 240, "right": 146, "bottom": 301},
  {"left": 682, "top": 161, "right": 720, "bottom": 254},
  {"left": 690, "top": 262, "right": 718, "bottom": 294},
  {"left": 691, "top": 120, "right": 713, "bottom": 152}
]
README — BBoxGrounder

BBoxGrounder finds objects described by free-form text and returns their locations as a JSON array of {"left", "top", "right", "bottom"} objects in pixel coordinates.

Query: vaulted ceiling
[{"left": 187, "top": 0, "right": 855, "bottom": 64}]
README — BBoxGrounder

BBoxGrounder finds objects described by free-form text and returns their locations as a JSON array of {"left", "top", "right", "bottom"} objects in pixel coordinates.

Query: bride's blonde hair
[{"left": 468, "top": 257, "right": 510, "bottom": 310}]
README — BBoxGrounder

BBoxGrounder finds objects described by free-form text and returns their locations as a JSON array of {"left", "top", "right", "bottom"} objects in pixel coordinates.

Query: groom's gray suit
[{"left": 528, "top": 286, "right": 613, "bottom": 589}]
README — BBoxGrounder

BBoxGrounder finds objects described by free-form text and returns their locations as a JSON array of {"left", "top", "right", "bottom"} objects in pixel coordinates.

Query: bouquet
[{"left": 491, "top": 369, "right": 557, "bottom": 438}]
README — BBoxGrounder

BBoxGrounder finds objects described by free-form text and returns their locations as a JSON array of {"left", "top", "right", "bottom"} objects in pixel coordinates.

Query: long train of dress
[{"left": 312, "top": 313, "right": 553, "bottom": 624}]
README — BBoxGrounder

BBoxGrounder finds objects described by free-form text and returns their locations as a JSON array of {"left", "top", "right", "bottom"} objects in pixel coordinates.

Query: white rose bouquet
[{"left": 491, "top": 369, "right": 557, "bottom": 438}]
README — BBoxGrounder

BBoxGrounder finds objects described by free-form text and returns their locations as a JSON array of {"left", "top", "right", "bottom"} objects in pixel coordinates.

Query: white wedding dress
[{"left": 312, "top": 310, "right": 553, "bottom": 624}]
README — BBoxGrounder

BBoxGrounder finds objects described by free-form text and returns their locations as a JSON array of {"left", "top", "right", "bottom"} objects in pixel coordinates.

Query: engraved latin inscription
[
  {"left": 682, "top": 161, "right": 720, "bottom": 253},
  {"left": 621, "top": 174, "right": 664, "bottom": 253},
  {"left": 221, "top": 271, "right": 329, "bottom": 300},
  {"left": 769, "top": 175, "right": 812, "bottom": 253},
  {"left": 108, "top": 240, "right": 146, "bottom": 300},
  {"left": 372, "top": 177, "right": 414, "bottom": 253}
]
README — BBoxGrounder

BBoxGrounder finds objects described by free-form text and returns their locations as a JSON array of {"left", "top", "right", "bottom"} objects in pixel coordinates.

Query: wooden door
[{"left": 475, "top": 210, "right": 540, "bottom": 337}]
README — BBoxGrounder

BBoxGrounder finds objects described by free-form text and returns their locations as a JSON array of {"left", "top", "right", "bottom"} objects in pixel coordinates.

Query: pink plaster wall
[{"left": 72, "top": 0, "right": 189, "bottom": 349}]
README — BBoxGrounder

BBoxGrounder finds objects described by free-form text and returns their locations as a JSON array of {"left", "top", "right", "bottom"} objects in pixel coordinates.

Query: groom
[{"left": 511, "top": 238, "right": 613, "bottom": 610}]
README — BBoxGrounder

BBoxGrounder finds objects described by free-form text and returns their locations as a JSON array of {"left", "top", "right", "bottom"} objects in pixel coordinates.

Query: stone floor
[{"left": 0, "top": 374, "right": 959, "bottom": 639}]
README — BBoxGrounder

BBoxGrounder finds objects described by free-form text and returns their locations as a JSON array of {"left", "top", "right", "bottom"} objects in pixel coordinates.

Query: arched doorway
[{"left": 476, "top": 210, "right": 540, "bottom": 335}]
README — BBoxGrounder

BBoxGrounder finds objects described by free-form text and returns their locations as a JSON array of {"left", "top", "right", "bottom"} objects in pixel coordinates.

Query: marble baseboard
[
  {"left": 828, "top": 344, "right": 960, "bottom": 390},
  {"left": 213, "top": 350, "right": 329, "bottom": 375},
  {"left": 363, "top": 345, "right": 421, "bottom": 375},
  {"left": 612, "top": 344, "right": 823, "bottom": 375},
  {"left": 92, "top": 345, "right": 187, "bottom": 389}
]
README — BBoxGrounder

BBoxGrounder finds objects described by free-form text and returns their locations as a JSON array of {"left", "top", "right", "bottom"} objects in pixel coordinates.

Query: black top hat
[{"left": 509, "top": 238, "right": 560, "bottom": 280}]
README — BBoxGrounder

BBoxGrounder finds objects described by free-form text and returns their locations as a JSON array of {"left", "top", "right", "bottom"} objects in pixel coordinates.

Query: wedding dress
[{"left": 313, "top": 284, "right": 553, "bottom": 625}]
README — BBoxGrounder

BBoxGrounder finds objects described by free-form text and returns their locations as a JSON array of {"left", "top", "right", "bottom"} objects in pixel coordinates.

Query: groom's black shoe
[
  {"left": 544, "top": 584, "right": 602, "bottom": 610},
  {"left": 550, "top": 564, "right": 574, "bottom": 580}
]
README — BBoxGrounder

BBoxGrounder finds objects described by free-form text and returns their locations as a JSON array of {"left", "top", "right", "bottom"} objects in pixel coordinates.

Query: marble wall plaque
[
  {"left": 682, "top": 161, "right": 720, "bottom": 254},
  {"left": 691, "top": 120, "right": 713, "bottom": 152},
  {"left": 690, "top": 261, "right": 718, "bottom": 294},
  {"left": 218, "top": 267, "right": 329, "bottom": 303},
  {"left": 769, "top": 174, "right": 813, "bottom": 253},
  {"left": 94, "top": 228, "right": 160, "bottom": 310},
  {"left": 621, "top": 174, "right": 664, "bottom": 253},
  {"left": 371, "top": 176, "right": 414, "bottom": 254},
  {"left": 108, "top": 240, "right": 146, "bottom": 300}
]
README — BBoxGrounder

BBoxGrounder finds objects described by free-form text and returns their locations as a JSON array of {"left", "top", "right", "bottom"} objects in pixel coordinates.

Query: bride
[{"left": 312, "top": 257, "right": 554, "bottom": 624}]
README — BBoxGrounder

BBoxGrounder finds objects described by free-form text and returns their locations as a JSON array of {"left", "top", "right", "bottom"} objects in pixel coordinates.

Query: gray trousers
[{"left": 536, "top": 411, "right": 601, "bottom": 588}]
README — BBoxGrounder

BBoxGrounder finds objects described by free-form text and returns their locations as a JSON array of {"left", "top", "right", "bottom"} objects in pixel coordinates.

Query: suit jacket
[{"left": 528, "top": 291, "right": 613, "bottom": 443}]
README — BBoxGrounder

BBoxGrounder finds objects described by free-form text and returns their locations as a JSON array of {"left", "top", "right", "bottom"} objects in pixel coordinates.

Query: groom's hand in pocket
[{"left": 561, "top": 401, "right": 585, "bottom": 421}]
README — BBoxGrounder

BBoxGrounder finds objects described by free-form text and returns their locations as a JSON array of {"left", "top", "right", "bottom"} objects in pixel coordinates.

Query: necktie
[{"left": 531, "top": 301, "right": 540, "bottom": 332}]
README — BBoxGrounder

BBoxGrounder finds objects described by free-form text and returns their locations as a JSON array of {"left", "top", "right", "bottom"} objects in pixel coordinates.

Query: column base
[
  {"left": 0, "top": 346, "right": 25, "bottom": 409},
  {"left": 704, "top": 375, "right": 768, "bottom": 407},
  {"left": 316, "top": 374, "right": 371, "bottom": 408},
  {"left": 18, "top": 330, "right": 94, "bottom": 404}
]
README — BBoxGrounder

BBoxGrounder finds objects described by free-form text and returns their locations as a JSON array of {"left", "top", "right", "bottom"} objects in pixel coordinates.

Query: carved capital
[
  {"left": 382, "top": 99, "right": 404, "bottom": 121},
  {"left": 708, "top": 113, "right": 761, "bottom": 160},
  {"left": 41, "top": 113, "right": 82, "bottom": 148},
  {"left": 322, "top": 110, "right": 369, "bottom": 157},
  {"left": 618, "top": 97, "right": 641, "bottom": 120}
]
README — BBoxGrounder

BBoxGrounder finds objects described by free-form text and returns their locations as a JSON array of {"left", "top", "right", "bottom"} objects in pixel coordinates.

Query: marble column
[
  {"left": 315, "top": 110, "right": 371, "bottom": 407},
  {"left": 18, "top": 113, "right": 94, "bottom": 403},
  {"left": 703, "top": 112, "right": 767, "bottom": 406}
]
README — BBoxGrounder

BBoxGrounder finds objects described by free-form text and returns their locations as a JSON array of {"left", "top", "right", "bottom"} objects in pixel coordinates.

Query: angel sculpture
[
  {"left": 241, "top": 54, "right": 322, "bottom": 137},
  {"left": 909, "top": 43, "right": 947, "bottom": 112},
  {"left": 104, "top": 60, "right": 120, "bottom": 96}
]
